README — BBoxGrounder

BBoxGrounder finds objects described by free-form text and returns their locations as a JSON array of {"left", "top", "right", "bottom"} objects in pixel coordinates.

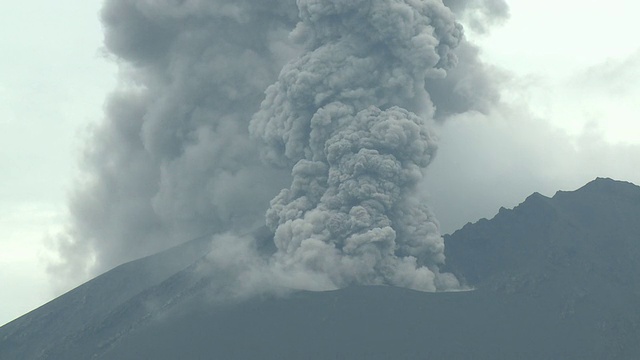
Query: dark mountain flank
[{"left": 2, "top": 178, "right": 639, "bottom": 359}]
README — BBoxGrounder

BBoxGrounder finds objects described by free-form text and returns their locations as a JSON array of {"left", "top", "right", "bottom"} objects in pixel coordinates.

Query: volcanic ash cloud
[{"left": 250, "top": 0, "right": 463, "bottom": 291}]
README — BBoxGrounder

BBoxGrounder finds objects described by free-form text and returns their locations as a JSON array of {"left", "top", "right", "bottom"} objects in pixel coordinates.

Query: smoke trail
[
  {"left": 250, "top": 0, "right": 465, "bottom": 291},
  {"left": 51, "top": 0, "right": 508, "bottom": 292}
]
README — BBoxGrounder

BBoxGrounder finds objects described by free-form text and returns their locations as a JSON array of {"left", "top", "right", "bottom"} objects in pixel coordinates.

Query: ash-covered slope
[
  {"left": 2, "top": 178, "right": 640, "bottom": 359},
  {"left": 0, "top": 234, "right": 214, "bottom": 360}
]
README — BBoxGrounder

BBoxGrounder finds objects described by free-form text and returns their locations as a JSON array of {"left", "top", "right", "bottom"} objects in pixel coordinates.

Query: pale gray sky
[
  {"left": 1, "top": 0, "right": 639, "bottom": 326},
  {"left": 1, "top": 0, "right": 116, "bottom": 325}
]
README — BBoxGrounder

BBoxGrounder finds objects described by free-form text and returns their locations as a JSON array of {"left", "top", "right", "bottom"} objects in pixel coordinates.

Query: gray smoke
[
  {"left": 250, "top": 0, "right": 466, "bottom": 290},
  {"left": 444, "top": 0, "right": 509, "bottom": 33},
  {"left": 51, "top": 0, "right": 508, "bottom": 292},
  {"left": 49, "top": 0, "right": 299, "bottom": 284}
]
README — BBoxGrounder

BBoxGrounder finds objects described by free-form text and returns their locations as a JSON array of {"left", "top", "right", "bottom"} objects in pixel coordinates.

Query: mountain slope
[
  {"left": 1, "top": 178, "right": 639, "bottom": 359},
  {"left": 0, "top": 233, "right": 213, "bottom": 359},
  {"left": 445, "top": 177, "right": 640, "bottom": 291}
]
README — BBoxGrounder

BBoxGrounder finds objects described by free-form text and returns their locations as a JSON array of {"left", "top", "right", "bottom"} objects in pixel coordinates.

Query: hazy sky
[{"left": 1, "top": 0, "right": 639, "bottom": 326}]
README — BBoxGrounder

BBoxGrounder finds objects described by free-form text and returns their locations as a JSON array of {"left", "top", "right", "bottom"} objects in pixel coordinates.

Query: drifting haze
[{"left": 50, "top": 0, "right": 508, "bottom": 292}]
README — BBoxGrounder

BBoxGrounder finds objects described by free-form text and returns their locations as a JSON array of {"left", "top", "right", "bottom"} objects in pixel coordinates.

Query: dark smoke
[
  {"left": 250, "top": 0, "right": 466, "bottom": 290},
  {"left": 50, "top": 0, "right": 508, "bottom": 292}
]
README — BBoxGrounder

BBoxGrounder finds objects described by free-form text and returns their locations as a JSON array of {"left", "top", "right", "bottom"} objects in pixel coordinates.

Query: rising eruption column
[{"left": 251, "top": 0, "right": 464, "bottom": 290}]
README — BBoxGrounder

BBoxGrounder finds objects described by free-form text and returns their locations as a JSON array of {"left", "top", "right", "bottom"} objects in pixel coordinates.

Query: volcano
[{"left": 2, "top": 177, "right": 640, "bottom": 359}]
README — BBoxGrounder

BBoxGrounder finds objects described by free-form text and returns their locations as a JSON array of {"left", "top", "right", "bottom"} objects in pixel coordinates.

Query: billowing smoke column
[
  {"left": 51, "top": 0, "right": 507, "bottom": 292},
  {"left": 251, "top": 0, "right": 464, "bottom": 290},
  {"left": 49, "top": 0, "right": 299, "bottom": 285}
]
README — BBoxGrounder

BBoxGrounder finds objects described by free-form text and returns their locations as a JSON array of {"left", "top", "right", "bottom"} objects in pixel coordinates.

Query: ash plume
[
  {"left": 51, "top": 0, "right": 508, "bottom": 292},
  {"left": 50, "top": 0, "right": 299, "bottom": 284},
  {"left": 250, "top": 0, "right": 464, "bottom": 291}
]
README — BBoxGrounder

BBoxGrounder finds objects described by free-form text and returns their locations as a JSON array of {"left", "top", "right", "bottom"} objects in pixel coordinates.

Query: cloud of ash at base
[{"left": 49, "top": 0, "right": 507, "bottom": 294}]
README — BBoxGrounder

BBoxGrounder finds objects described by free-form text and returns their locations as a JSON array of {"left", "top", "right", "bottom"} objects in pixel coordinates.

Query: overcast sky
[{"left": 1, "top": 0, "right": 639, "bottom": 326}]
